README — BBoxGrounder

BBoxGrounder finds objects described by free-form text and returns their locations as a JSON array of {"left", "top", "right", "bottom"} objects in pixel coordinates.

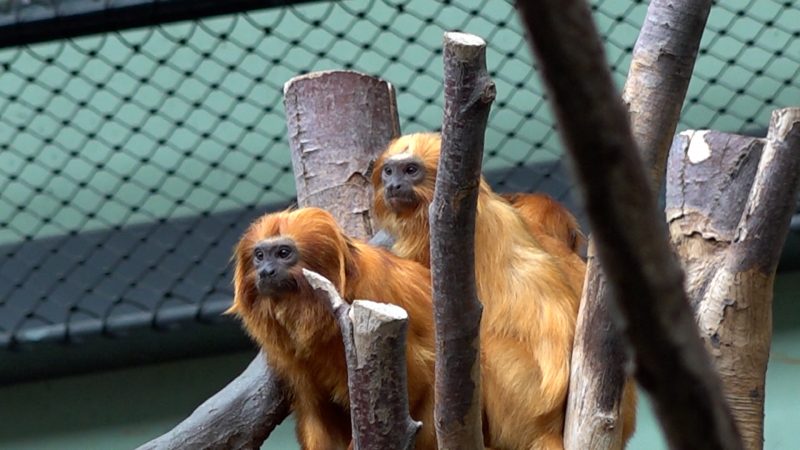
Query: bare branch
[
  {"left": 428, "top": 31, "right": 494, "bottom": 450},
  {"left": 303, "top": 269, "right": 421, "bottom": 450},
  {"left": 135, "top": 354, "right": 290, "bottom": 450},
  {"left": 566, "top": 1, "right": 713, "bottom": 446},
  {"left": 516, "top": 1, "right": 743, "bottom": 449}
]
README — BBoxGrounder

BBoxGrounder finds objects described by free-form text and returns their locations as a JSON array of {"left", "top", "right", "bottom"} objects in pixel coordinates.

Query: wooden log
[
  {"left": 565, "top": 0, "right": 713, "bottom": 447},
  {"left": 429, "top": 31, "right": 495, "bottom": 450},
  {"left": 515, "top": 0, "right": 743, "bottom": 448}
]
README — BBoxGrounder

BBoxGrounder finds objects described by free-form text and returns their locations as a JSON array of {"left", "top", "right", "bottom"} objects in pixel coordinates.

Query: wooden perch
[
  {"left": 429, "top": 31, "right": 495, "bottom": 450},
  {"left": 135, "top": 355, "right": 290, "bottom": 450},
  {"left": 304, "top": 269, "right": 421, "bottom": 450},
  {"left": 564, "top": 0, "right": 713, "bottom": 448},
  {"left": 284, "top": 70, "right": 401, "bottom": 239},
  {"left": 516, "top": 1, "right": 743, "bottom": 449},
  {"left": 138, "top": 71, "right": 401, "bottom": 449},
  {"left": 667, "top": 109, "right": 800, "bottom": 449}
]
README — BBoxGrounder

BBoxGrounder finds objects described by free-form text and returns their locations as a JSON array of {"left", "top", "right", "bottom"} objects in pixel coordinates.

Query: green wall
[
  {"left": 2, "top": 0, "right": 798, "bottom": 245},
  {"left": 1, "top": 271, "right": 799, "bottom": 450}
]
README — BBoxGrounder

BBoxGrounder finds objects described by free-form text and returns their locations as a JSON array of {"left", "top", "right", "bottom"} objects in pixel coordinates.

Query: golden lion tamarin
[
  {"left": 227, "top": 207, "right": 437, "bottom": 450},
  {"left": 372, "top": 133, "right": 636, "bottom": 449},
  {"left": 500, "top": 192, "right": 586, "bottom": 256}
]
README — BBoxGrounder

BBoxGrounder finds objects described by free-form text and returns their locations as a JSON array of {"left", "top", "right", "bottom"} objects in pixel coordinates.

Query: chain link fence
[{"left": 1, "top": 0, "right": 798, "bottom": 372}]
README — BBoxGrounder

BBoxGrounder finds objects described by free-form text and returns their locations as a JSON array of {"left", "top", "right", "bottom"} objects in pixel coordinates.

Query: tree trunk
[
  {"left": 429, "top": 31, "right": 495, "bottom": 450},
  {"left": 304, "top": 269, "right": 420, "bottom": 450},
  {"left": 564, "top": 0, "right": 713, "bottom": 447},
  {"left": 667, "top": 109, "right": 800, "bottom": 449},
  {"left": 515, "top": 0, "right": 743, "bottom": 448}
]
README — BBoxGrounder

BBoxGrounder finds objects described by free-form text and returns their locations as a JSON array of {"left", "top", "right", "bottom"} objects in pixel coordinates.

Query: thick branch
[
  {"left": 304, "top": 270, "right": 420, "bottom": 450},
  {"left": 702, "top": 109, "right": 800, "bottom": 448},
  {"left": 429, "top": 31, "right": 494, "bottom": 450},
  {"left": 666, "top": 131, "right": 765, "bottom": 304},
  {"left": 135, "top": 354, "right": 290, "bottom": 450},
  {"left": 565, "top": 1, "right": 712, "bottom": 447},
  {"left": 516, "top": 1, "right": 743, "bottom": 449},
  {"left": 668, "top": 109, "right": 800, "bottom": 449},
  {"left": 284, "top": 70, "right": 400, "bottom": 240}
]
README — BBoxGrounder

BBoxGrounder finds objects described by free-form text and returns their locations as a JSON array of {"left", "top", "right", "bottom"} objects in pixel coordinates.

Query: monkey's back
[{"left": 474, "top": 189, "right": 583, "bottom": 450}]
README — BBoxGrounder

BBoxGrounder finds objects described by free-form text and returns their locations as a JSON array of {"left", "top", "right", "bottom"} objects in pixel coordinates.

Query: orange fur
[
  {"left": 500, "top": 193, "right": 586, "bottom": 256},
  {"left": 373, "top": 133, "right": 636, "bottom": 450},
  {"left": 228, "top": 207, "right": 437, "bottom": 450}
]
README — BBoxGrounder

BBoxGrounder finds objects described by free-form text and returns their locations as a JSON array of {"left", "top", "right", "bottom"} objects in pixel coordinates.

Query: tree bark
[
  {"left": 303, "top": 269, "right": 420, "bottom": 450},
  {"left": 135, "top": 354, "right": 290, "bottom": 450},
  {"left": 516, "top": 1, "right": 743, "bottom": 449},
  {"left": 138, "top": 71, "right": 401, "bottom": 449},
  {"left": 284, "top": 70, "right": 401, "bottom": 240},
  {"left": 623, "top": 0, "right": 714, "bottom": 186},
  {"left": 429, "top": 31, "right": 495, "bottom": 450},
  {"left": 667, "top": 109, "right": 800, "bottom": 449},
  {"left": 564, "top": 0, "right": 713, "bottom": 447}
]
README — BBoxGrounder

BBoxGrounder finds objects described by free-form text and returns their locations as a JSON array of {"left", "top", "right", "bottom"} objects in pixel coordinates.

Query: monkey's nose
[
  {"left": 387, "top": 183, "right": 401, "bottom": 194},
  {"left": 259, "top": 267, "right": 277, "bottom": 279}
]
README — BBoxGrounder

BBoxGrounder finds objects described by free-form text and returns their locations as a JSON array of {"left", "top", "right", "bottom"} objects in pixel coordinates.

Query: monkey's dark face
[
  {"left": 252, "top": 237, "right": 300, "bottom": 297},
  {"left": 380, "top": 156, "right": 426, "bottom": 213}
]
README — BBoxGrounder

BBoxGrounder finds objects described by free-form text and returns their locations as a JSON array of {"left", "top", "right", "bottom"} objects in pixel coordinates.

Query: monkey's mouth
[
  {"left": 386, "top": 193, "right": 418, "bottom": 212},
  {"left": 256, "top": 277, "right": 297, "bottom": 297}
]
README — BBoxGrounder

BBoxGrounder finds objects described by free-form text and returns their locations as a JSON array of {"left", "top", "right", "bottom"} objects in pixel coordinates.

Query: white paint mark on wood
[{"left": 687, "top": 130, "right": 711, "bottom": 163}]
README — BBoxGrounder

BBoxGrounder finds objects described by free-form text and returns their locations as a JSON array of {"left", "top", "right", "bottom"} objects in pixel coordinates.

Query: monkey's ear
[
  {"left": 365, "top": 158, "right": 376, "bottom": 178},
  {"left": 223, "top": 302, "right": 239, "bottom": 315}
]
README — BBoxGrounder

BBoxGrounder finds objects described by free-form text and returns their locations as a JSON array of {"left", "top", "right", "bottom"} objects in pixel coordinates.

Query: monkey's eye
[
  {"left": 405, "top": 164, "right": 418, "bottom": 175},
  {"left": 254, "top": 248, "right": 265, "bottom": 261},
  {"left": 383, "top": 166, "right": 392, "bottom": 176},
  {"left": 276, "top": 246, "right": 293, "bottom": 259}
]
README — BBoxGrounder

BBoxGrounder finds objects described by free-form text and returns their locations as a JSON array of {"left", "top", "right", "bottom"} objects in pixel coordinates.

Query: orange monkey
[
  {"left": 372, "top": 133, "right": 635, "bottom": 449},
  {"left": 227, "top": 207, "right": 437, "bottom": 450}
]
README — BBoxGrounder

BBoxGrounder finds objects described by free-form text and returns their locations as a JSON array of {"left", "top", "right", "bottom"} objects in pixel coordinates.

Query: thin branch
[
  {"left": 428, "top": 31, "right": 495, "bottom": 450},
  {"left": 516, "top": 1, "right": 743, "bottom": 449}
]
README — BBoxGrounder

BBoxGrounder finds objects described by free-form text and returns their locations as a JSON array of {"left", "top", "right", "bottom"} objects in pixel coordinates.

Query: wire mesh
[{"left": 1, "top": 0, "right": 798, "bottom": 352}]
